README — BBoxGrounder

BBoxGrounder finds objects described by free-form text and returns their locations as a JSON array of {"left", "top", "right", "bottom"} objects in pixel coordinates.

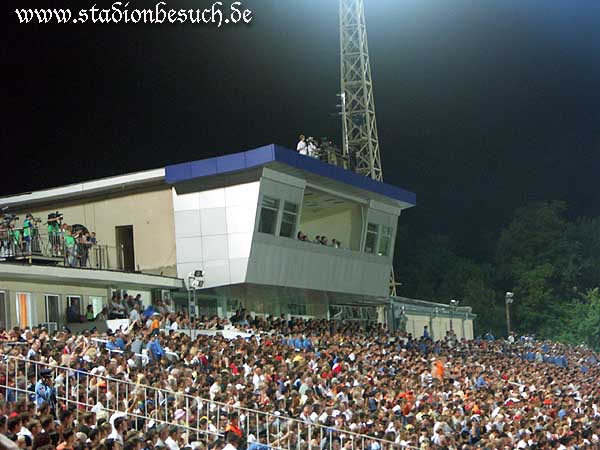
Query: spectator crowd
[{"left": 0, "top": 304, "right": 600, "bottom": 450}]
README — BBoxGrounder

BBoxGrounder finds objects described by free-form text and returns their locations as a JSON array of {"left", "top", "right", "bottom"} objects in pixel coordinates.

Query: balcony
[{"left": 0, "top": 228, "right": 120, "bottom": 271}]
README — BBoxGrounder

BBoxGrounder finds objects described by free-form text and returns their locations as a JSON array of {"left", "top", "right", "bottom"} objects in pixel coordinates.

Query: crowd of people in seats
[
  {"left": 1, "top": 305, "right": 600, "bottom": 450},
  {"left": 297, "top": 232, "right": 341, "bottom": 249}
]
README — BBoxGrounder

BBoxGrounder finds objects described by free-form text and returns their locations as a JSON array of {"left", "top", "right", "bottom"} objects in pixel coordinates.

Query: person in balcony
[
  {"left": 85, "top": 305, "right": 95, "bottom": 322},
  {"left": 77, "top": 231, "right": 91, "bottom": 267},
  {"left": 109, "top": 295, "right": 126, "bottom": 319},
  {"left": 66, "top": 298, "right": 85, "bottom": 323},
  {"left": 22, "top": 214, "right": 34, "bottom": 254},
  {"left": 63, "top": 227, "right": 77, "bottom": 267}
]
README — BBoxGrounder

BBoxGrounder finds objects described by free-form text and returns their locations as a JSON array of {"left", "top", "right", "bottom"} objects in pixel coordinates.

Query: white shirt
[
  {"left": 129, "top": 309, "right": 140, "bottom": 322},
  {"left": 107, "top": 430, "right": 123, "bottom": 445},
  {"left": 165, "top": 436, "right": 180, "bottom": 450},
  {"left": 297, "top": 140, "right": 307, "bottom": 155},
  {"left": 223, "top": 444, "right": 237, "bottom": 450},
  {"left": 170, "top": 321, "right": 179, "bottom": 331}
]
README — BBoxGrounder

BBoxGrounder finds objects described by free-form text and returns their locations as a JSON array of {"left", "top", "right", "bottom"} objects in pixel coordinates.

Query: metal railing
[
  {"left": 0, "top": 227, "right": 116, "bottom": 270},
  {"left": 0, "top": 355, "right": 406, "bottom": 450}
]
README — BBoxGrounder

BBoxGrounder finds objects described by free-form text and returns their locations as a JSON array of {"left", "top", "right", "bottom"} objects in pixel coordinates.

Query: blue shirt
[
  {"left": 35, "top": 380, "right": 54, "bottom": 407},
  {"left": 115, "top": 337, "right": 126, "bottom": 350},
  {"left": 147, "top": 339, "right": 164, "bottom": 359},
  {"left": 106, "top": 341, "right": 120, "bottom": 351}
]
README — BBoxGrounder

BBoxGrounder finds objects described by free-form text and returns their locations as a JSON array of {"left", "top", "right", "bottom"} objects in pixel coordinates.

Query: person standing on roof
[{"left": 297, "top": 135, "right": 308, "bottom": 155}]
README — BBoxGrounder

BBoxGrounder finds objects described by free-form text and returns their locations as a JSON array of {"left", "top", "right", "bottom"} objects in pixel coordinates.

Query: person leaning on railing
[
  {"left": 47, "top": 214, "right": 62, "bottom": 256},
  {"left": 63, "top": 226, "right": 77, "bottom": 267}
]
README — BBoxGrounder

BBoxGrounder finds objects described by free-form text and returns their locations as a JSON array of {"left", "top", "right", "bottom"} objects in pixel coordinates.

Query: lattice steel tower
[
  {"left": 339, "top": 0, "right": 383, "bottom": 181},
  {"left": 339, "top": 0, "right": 399, "bottom": 295}
]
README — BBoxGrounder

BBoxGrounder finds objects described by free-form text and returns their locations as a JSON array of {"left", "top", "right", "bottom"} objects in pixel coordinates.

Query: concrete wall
[{"left": 10, "top": 187, "right": 177, "bottom": 276}]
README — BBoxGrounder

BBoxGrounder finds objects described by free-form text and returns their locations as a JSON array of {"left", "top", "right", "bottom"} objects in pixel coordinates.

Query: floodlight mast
[
  {"left": 339, "top": 0, "right": 397, "bottom": 295},
  {"left": 340, "top": 0, "right": 382, "bottom": 181}
]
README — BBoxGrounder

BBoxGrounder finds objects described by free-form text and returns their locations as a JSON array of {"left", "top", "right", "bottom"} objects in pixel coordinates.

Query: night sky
[{"left": 3, "top": 0, "right": 600, "bottom": 259}]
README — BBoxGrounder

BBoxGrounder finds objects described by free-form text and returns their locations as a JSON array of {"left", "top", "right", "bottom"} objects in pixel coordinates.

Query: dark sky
[{"left": 3, "top": 0, "right": 600, "bottom": 259}]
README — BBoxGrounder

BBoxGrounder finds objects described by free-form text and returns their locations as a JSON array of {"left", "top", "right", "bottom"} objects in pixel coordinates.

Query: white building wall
[{"left": 172, "top": 182, "right": 260, "bottom": 289}]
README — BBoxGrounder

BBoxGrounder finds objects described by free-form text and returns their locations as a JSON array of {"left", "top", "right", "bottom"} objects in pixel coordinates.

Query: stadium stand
[{"left": 0, "top": 307, "right": 598, "bottom": 450}]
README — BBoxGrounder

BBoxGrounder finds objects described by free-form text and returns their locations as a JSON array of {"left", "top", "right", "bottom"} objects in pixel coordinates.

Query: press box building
[{"left": 0, "top": 144, "right": 475, "bottom": 338}]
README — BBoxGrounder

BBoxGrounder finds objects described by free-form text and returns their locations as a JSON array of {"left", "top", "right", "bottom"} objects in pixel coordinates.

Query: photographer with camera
[{"left": 22, "top": 213, "right": 35, "bottom": 254}]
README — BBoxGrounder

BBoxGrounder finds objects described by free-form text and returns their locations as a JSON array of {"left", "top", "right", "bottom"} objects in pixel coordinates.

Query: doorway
[{"left": 115, "top": 225, "right": 135, "bottom": 272}]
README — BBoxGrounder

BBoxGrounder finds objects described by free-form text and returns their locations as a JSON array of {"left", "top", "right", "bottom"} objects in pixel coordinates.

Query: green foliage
[
  {"left": 559, "top": 289, "right": 600, "bottom": 350},
  {"left": 397, "top": 200, "right": 600, "bottom": 341}
]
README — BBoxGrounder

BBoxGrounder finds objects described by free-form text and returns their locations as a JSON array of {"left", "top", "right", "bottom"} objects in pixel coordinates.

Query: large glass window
[
  {"left": 364, "top": 223, "right": 379, "bottom": 254},
  {"left": 279, "top": 201, "right": 299, "bottom": 238},
  {"left": 378, "top": 226, "right": 393, "bottom": 256},
  {"left": 258, "top": 196, "right": 280, "bottom": 235},
  {"left": 44, "top": 294, "right": 60, "bottom": 325}
]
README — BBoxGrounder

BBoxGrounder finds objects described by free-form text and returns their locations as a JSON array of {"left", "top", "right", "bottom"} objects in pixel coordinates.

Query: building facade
[{"left": 0, "top": 144, "right": 475, "bottom": 337}]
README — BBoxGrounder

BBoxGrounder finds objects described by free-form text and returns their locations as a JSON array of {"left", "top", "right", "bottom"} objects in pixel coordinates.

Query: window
[
  {"left": 0, "top": 291, "right": 7, "bottom": 330},
  {"left": 67, "top": 296, "right": 82, "bottom": 314},
  {"left": 16, "top": 292, "right": 33, "bottom": 328},
  {"left": 364, "top": 223, "right": 379, "bottom": 254},
  {"left": 378, "top": 226, "right": 393, "bottom": 256},
  {"left": 89, "top": 296, "right": 104, "bottom": 317},
  {"left": 288, "top": 304, "right": 307, "bottom": 316},
  {"left": 279, "top": 201, "right": 299, "bottom": 238},
  {"left": 44, "top": 294, "right": 60, "bottom": 325},
  {"left": 258, "top": 196, "right": 280, "bottom": 235}
]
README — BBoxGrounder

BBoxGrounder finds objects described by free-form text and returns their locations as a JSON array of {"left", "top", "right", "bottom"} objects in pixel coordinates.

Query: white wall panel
[
  {"left": 203, "top": 260, "right": 231, "bottom": 288},
  {"left": 229, "top": 258, "right": 249, "bottom": 284},
  {"left": 175, "top": 237, "right": 203, "bottom": 263},
  {"left": 225, "top": 183, "right": 261, "bottom": 207},
  {"left": 226, "top": 205, "right": 257, "bottom": 234},
  {"left": 228, "top": 233, "right": 253, "bottom": 259},
  {"left": 174, "top": 210, "right": 201, "bottom": 238},
  {"left": 173, "top": 182, "right": 260, "bottom": 289},
  {"left": 200, "top": 208, "right": 227, "bottom": 236},
  {"left": 198, "top": 188, "right": 226, "bottom": 209},
  {"left": 172, "top": 191, "right": 199, "bottom": 212},
  {"left": 202, "top": 235, "right": 229, "bottom": 261}
]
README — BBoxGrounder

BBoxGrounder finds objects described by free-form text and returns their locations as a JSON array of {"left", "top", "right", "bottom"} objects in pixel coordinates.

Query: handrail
[{"left": 0, "top": 355, "right": 411, "bottom": 450}]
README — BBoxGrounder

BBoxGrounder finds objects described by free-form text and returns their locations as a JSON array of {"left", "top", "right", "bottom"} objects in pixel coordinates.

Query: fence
[
  {"left": 0, "top": 226, "right": 115, "bottom": 270},
  {"left": 0, "top": 355, "right": 408, "bottom": 450}
]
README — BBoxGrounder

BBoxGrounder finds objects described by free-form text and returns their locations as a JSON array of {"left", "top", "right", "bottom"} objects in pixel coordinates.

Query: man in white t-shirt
[
  {"left": 297, "top": 135, "right": 308, "bottom": 155},
  {"left": 223, "top": 433, "right": 241, "bottom": 450}
]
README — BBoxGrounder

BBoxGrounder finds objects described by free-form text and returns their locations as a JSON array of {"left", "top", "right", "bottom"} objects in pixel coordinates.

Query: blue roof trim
[{"left": 165, "top": 144, "right": 416, "bottom": 205}]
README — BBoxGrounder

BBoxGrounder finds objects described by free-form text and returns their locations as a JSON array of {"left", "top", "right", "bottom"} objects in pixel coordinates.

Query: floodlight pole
[
  {"left": 505, "top": 292, "right": 514, "bottom": 336},
  {"left": 340, "top": 0, "right": 397, "bottom": 296}
]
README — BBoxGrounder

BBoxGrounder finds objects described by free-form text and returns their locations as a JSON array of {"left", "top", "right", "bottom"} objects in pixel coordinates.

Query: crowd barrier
[{"left": 0, "top": 355, "right": 409, "bottom": 450}]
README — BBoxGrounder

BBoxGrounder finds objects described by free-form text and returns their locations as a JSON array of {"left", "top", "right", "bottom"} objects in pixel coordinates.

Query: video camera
[
  {"left": 1, "top": 213, "right": 19, "bottom": 227},
  {"left": 47, "top": 211, "right": 63, "bottom": 223}
]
